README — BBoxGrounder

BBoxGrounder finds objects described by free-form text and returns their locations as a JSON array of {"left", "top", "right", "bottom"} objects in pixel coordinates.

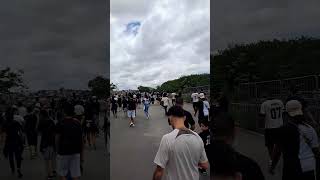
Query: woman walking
[
  {"left": 3, "top": 107, "right": 24, "bottom": 178},
  {"left": 143, "top": 95, "right": 151, "bottom": 119}
]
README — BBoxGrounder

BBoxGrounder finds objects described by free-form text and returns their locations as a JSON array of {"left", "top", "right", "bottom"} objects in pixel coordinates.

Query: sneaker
[
  {"left": 52, "top": 171, "right": 57, "bottom": 177},
  {"left": 268, "top": 160, "right": 275, "bottom": 175},
  {"left": 130, "top": 123, "right": 133, "bottom": 127},
  {"left": 17, "top": 170, "right": 23, "bottom": 178},
  {"left": 132, "top": 123, "right": 135, "bottom": 127}
]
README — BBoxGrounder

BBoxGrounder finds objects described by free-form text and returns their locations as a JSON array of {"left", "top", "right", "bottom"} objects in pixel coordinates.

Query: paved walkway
[
  {"left": 111, "top": 103, "right": 284, "bottom": 180},
  {"left": 110, "top": 103, "right": 209, "bottom": 180}
]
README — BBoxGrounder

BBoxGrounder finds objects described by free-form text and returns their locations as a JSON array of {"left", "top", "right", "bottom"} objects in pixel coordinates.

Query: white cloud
[{"left": 111, "top": 0, "right": 210, "bottom": 90}]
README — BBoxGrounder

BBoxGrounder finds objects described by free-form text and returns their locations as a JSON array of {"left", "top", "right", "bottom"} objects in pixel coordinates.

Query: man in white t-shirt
[
  {"left": 191, "top": 92, "right": 199, "bottom": 116},
  {"left": 260, "top": 95, "right": 284, "bottom": 171},
  {"left": 171, "top": 93, "right": 176, "bottom": 106},
  {"left": 153, "top": 106, "right": 208, "bottom": 180},
  {"left": 161, "top": 94, "right": 170, "bottom": 116}
]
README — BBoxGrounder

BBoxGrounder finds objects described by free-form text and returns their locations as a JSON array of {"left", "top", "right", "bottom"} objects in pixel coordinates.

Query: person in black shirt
[
  {"left": 169, "top": 97, "right": 195, "bottom": 130},
  {"left": 199, "top": 120, "right": 210, "bottom": 175},
  {"left": 55, "top": 105, "right": 83, "bottom": 180},
  {"left": 24, "top": 106, "right": 38, "bottom": 159},
  {"left": 111, "top": 96, "right": 118, "bottom": 118},
  {"left": 272, "top": 100, "right": 319, "bottom": 180},
  {"left": 127, "top": 94, "right": 137, "bottom": 127},
  {"left": 3, "top": 107, "right": 24, "bottom": 178},
  {"left": 38, "top": 110, "right": 57, "bottom": 180},
  {"left": 122, "top": 97, "right": 128, "bottom": 116},
  {"left": 210, "top": 113, "right": 265, "bottom": 180}
]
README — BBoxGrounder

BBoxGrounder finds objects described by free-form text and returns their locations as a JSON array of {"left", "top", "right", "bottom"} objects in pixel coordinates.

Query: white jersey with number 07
[{"left": 260, "top": 99, "right": 284, "bottom": 129}]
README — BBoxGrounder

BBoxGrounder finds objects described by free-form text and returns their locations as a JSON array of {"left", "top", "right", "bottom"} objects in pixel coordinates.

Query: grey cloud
[
  {"left": 1, "top": 0, "right": 108, "bottom": 90},
  {"left": 212, "top": 0, "right": 320, "bottom": 52}
]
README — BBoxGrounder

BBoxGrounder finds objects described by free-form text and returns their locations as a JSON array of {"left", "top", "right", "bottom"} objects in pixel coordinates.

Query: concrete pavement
[{"left": 110, "top": 103, "right": 210, "bottom": 180}]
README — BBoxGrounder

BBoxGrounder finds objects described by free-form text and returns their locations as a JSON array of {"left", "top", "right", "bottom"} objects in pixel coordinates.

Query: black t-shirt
[
  {"left": 24, "top": 114, "right": 38, "bottom": 132},
  {"left": 184, "top": 110, "right": 195, "bottom": 129},
  {"left": 128, "top": 99, "right": 136, "bottom": 110},
  {"left": 209, "top": 141, "right": 265, "bottom": 180},
  {"left": 56, "top": 118, "right": 82, "bottom": 155},
  {"left": 276, "top": 122, "right": 302, "bottom": 177},
  {"left": 111, "top": 99, "right": 118, "bottom": 109},
  {"left": 122, "top": 99, "right": 128, "bottom": 107},
  {"left": 38, "top": 119, "right": 56, "bottom": 150},
  {"left": 199, "top": 129, "right": 210, "bottom": 149},
  {"left": 4, "top": 120, "right": 24, "bottom": 149}
]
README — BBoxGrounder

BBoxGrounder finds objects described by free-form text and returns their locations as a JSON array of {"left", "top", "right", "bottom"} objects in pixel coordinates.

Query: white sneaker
[
  {"left": 130, "top": 122, "right": 133, "bottom": 127},
  {"left": 132, "top": 123, "right": 135, "bottom": 127}
]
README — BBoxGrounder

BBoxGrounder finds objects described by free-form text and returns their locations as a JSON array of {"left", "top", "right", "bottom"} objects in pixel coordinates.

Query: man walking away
[
  {"left": 38, "top": 110, "right": 57, "bottom": 180},
  {"left": 127, "top": 94, "right": 137, "bottom": 127},
  {"left": 272, "top": 100, "right": 319, "bottom": 180},
  {"left": 161, "top": 93, "right": 170, "bottom": 116},
  {"left": 191, "top": 92, "right": 199, "bottom": 116},
  {"left": 55, "top": 105, "right": 83, "bottom": 180},
  {"left": 153, "top": 106, "right": 208, "bottom": 180},
  {"left": 173, "top": 97, "right": 195, "bottom": 131},
  {"left": 24, "top": 106, "right": 38, "bottom": 159},
  {"left": 259, "top": 93, "right": 284, "bottom": 173}
]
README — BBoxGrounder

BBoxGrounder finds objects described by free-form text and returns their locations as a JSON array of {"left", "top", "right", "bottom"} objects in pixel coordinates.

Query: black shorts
[{"left": 264, "top": 128, "right": 281, "bottom": 147}]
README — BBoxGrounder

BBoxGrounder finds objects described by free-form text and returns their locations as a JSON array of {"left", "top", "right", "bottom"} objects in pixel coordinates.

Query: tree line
[{"left": 211, "top": 37, "right": 320, "bottom": 94}]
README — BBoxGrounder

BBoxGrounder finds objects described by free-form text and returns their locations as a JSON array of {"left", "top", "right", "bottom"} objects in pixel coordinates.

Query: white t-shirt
[
  {"left": 154, "top": 129, "right": 208, "bottom": 180},
  {"left": 18, "top": 106, "right": 27, "bottom": 117},
  {"left": 171, "top": 93, "right": 176, "bottom": 100},
  {"left": 191, "top": 93, "right": 199, "bottom": 103},
  {"left": 298, "top": 124, "right": 319, "bottom": 172},
  {"left": 14, "top": 115, "right": 24, "bottom": 125},
  {"left": 74, "top": 104, "right": 85, "bottom": 116},
  {"left": 260, "top": 99, "right": 284, "bottom": 129},
  {"left": 161, "top": 97, "right": 170, "bottom": 107},
  {"left": 203, "top": 100, "right": 210, "bottom": 116}
]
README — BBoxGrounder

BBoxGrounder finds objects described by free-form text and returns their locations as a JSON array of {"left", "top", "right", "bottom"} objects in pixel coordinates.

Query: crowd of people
[
  {"left": 0, "top": 94, "right": 109, "bottom": 180},
  {"left": 208, "top": 87, "right": 320, "bottom": 180}
]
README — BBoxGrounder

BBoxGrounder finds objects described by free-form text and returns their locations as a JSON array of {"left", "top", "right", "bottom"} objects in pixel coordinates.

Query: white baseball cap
[
  {"left": 286, "top": 100, "right": 303, "bottom": 117},
  {"left": 199, "top": 93, "right": 205, "bottom": 99}
]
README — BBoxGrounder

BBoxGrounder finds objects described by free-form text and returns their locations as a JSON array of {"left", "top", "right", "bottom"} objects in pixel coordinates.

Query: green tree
[
  {"left": 138, "top": 86, "right": 154, "bottom": 92},
  {"left": 88, "top": 76, "right": 109, "bottom": 98},
  {"left": 211, "top": 37, "right": 320, "bottom": 94},
  {"left": 0, "top": 67, "right": 26, "bottom": 93}
]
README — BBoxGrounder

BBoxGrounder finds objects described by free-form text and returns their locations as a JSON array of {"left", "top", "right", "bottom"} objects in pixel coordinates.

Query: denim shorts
[{"left": 56, "top": 154, "right": 81, "bottom": 178}]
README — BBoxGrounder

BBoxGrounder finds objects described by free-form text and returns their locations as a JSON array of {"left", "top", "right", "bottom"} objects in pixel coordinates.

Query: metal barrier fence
[
  {"left": 234, "top": 75, "right": 319, "bottom": 102},
  {"left": 232, "top": 75, "right": 320, "bottom": 132},
  {"left": 182, "top": 85, "right": 210, "bottom": 102}
]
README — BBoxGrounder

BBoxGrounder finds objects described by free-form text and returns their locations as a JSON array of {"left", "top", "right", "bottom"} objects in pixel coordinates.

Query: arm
[
  {"left": 199, "top": 140, "right": 209, "bottom": 169},
  {"left": 199, "top": 162, "right": 209, "bottom": 170},
  {"left": 152, "top": 165, "right": 164, "bottom": 180}
]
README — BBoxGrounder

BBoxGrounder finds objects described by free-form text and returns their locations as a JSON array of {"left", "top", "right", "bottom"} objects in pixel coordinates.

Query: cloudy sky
[
  {"left": 212, "top": 0, "right": 320, "bottom": 52},
  {"left": 111, "top": 0, "right": 210, "bottom": 90},
  {"left": 0, "top": 0, "right": 108, "bottom": 90}
]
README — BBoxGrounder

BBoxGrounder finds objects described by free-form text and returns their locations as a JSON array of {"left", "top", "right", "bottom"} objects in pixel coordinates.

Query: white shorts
[
  {"left": 56, "top": 154, "right": 81, "bottom": 178},
  {"left": 127, "top": 110, "right": 136, "bottom": 118}
]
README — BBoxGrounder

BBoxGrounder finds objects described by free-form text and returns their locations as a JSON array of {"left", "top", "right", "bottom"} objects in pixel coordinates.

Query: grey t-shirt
[{"left": 154, "top": 129, "right": 208, "bottom": 180}]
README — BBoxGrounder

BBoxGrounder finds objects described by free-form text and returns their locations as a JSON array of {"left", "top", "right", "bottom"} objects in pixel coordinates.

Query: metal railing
[
  {"left": 234, "top": 75, "right": 319, "bottom": 102},
  {"left": 231, "top": 75, "right": 320, "bottom": 132}
]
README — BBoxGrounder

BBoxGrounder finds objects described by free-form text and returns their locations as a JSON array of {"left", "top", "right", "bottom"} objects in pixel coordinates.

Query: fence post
[{"left": 315, "top": 75, "right": 319, "bottom": 90}]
